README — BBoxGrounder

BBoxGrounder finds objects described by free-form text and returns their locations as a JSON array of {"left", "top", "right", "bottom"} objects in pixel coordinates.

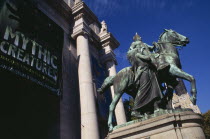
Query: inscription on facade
[{"left": 0, "top": 0, "right": 63, "bottom": 95}]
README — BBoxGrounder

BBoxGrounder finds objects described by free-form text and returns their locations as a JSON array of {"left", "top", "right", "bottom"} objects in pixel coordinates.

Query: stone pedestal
[{"left": 107, "top": 110, "right": 205, "bottom": 139}]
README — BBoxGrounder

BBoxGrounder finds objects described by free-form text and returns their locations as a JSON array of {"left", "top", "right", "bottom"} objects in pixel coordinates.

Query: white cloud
[
  {"left": 84, "top": 0, "right": 121, "bottom": 17},
  {"left": 84, "top": 0, "right": 196, "bottom": 17}
]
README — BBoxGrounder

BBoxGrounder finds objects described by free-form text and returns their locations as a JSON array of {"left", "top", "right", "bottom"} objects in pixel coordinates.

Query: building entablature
[
  {"left": 71, "top": 2, "right": 102, "bottom": 50},
  {"left": 100, "top": 33, "right": 120, "bottom": 50},
  {"left": 71, "top": 2, "right": 120, "bottom": 64},
  {"left": 99, "top": 29, "right": 119, "bottom": 65},
  {"left": 72, "top": 1, "right": 100, "bottom": 26}
]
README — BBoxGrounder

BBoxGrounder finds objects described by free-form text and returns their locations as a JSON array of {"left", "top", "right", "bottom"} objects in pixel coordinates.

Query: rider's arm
[
  {"left": 135, "top": 53, "right": 151, "bottom": 61},
  {"left": 152, "top": 42, "right": 160, "bottom": 52},
  {"left": 144, "top": 43, "right": 154, "bottom": 51},
  {"left": 129, "top": 42, "right": 136, "bottom": 50}
]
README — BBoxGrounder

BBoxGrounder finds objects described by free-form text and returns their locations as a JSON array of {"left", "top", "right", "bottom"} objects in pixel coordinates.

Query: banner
[{"left": 0, "top": 0, "right": 63, "bottom": 95}]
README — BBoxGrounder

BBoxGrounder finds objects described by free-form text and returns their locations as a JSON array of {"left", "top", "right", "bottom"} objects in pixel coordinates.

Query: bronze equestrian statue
[{"left": 97, "top": 29, "right": 197, "bottom": 132}]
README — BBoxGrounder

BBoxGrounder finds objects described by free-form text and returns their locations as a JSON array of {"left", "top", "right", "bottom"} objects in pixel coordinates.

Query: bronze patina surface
[{"left": 98, "top": 29, "right": 197, "bottom": 132}]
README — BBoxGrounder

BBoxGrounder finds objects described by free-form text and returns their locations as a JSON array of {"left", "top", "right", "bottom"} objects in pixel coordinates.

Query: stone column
[
  {"left": 72, "top": 2, "right": 101, "bottom": 139},
  {"left": 106, "top": 60, "right": 127, "bottom": 125},
  {"left": 76, "top": 33, "right": 99, "bottom": 139},
  {"left": 99, "top": 30, "right": 127, "bottom": 125}
]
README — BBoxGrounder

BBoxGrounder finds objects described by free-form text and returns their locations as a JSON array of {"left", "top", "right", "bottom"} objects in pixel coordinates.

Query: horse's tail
[{"left": 97, "top": 76, "right": 115, "bottom": 94}]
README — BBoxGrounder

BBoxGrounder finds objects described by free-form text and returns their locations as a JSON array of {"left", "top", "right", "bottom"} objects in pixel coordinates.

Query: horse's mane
[{"left": 158, "top": 31, "right": 166, "bottom": 42}]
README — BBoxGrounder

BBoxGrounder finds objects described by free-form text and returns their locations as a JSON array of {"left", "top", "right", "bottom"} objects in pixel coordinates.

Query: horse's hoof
[
  {"left": 108, "top": 124, "right": 113, "bottom": 132},
  {"left": 131, "top": 111, "right": 143, "bottom": 118},
  {"left": 109, "top": 127, "right": 113, "bottom": 132}
]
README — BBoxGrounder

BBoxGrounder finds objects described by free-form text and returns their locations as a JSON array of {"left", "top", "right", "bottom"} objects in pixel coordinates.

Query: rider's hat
[{"left": 133, "top": 33, "right": 142, "bottom": 41}]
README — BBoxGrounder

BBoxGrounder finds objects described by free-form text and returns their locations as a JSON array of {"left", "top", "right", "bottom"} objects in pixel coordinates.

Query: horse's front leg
[
  {"left": 108, "top": 92, "right": 123, "bottom": 132},
  {"left": 97, "top": 76, "right": 115, "bottom": 94},
  {"left": 169, "top": 65, "right": 197, "bottom": 105}
]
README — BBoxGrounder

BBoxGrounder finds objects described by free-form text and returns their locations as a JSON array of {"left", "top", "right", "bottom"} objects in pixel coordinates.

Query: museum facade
[
  {"left": 1, "top": 0, "right": 202, "bottom": 139},
  {"left": 0, "top": 0, "right": 126, "bottom": 139}
]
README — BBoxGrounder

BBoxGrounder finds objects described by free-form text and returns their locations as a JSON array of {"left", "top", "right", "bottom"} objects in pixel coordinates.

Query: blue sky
[{"left": 83, "top": 0, "right": 210, "bottom": 113}]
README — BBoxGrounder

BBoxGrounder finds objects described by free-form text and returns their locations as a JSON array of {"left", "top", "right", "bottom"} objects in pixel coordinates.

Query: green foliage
[
  {"left": 123, "top": 97, "right": 137, "bottom": 121},
  {"left": 203, "top": 110, "right": 210, "bottom": 138}
]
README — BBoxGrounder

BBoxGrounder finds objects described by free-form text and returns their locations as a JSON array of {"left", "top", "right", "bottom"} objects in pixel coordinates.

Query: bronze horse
[
  {"left": 153, "top": 29, "right": 196, "bottom": 108},
  {"left": 98, "top": 29, "right": 197, "bottom": 132}
]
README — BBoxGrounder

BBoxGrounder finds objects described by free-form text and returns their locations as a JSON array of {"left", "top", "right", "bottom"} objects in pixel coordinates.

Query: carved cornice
[
  {"left": 71, "top": 21, "right": 100, "bottom": 48},
  {"left": 71, "top": 1, "right": 101, "bottom": 47},
  {"left": 99, "top": 33, "right": 120, "bottom": 50},
  {"left": 98, "top": 32, "right": 119, "bottom": 65},
  {"left": 72, "top": 2, "right": 100, "bottom": 25}
]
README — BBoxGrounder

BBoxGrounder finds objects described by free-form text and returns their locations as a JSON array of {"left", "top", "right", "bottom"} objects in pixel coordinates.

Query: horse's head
[{"left": 159, "top": 29, "right": 190, "bottom": 46}]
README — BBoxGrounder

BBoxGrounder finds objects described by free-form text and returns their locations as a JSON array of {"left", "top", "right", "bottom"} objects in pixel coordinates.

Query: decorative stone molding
[
  {"left": 72, "top": 1, "right": 100, "bottom": 25},
  {"left": 71, "top": 2, "right": 100, "bottom": 47},
  {"left": 100, "top": 33, "right": 120, "bottom": 50},
  {"left": 99, "top": 32, "right": 119, "bottom": 65},
  {"left": 71, "top": 21, "right": 100, "bottom": 49},
  {"left": 71, "top": 22, "right": 90, "bottom": 39}
]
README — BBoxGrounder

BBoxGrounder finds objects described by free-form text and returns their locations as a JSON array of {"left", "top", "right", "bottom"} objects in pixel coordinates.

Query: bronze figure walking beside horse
[{"left": 97, "top": 29, "right": 197, "bottom": 132}]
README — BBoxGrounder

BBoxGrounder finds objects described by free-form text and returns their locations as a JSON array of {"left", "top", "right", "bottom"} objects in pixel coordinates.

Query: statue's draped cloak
[
  {"left": 127, "top": 41, "right": 163, "bottom": 111},
  {"left": 132, "top": 67, "right": 163, "bottom": 110}
]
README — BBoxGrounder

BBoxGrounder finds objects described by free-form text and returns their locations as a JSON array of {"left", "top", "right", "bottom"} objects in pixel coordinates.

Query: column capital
[
  {"left": 71, "top": 21, "right": 90, "bottom": 39},
  {"left": 71, "top": 2, "right": 100, "bottom": 45},
  {"left": 71, "top": 20, "right": 100, "bottom": 46}
]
